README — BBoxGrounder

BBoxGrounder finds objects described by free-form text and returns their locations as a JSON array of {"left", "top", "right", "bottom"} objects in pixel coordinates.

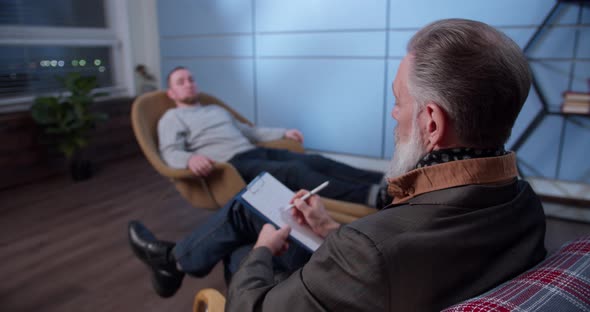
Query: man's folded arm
[{"left": 227, "top": 226, "right": 387, "bottom": 311}]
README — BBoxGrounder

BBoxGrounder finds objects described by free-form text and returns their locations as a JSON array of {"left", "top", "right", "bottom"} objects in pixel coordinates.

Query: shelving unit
[{"left": 511, "top": 0, "right": 590, "bottom": 180}]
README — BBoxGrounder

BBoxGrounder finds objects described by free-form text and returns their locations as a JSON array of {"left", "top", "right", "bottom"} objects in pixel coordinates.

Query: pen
[{"left": 282, "top": 181, "right": 330, "bottom": 211}]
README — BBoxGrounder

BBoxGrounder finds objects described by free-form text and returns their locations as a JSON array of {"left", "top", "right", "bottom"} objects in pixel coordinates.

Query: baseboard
[
  {"left": 526, "top": 177, "right": 590, "bottom": 223},
  {"left": 543, "top": 202, "right": 590, "bottom": 223},
  {"left": 526, "top": 177, "right": 590, "bottom": 203},
  {"left": 310, "top": 150, "right": 390, "bottom": 173}
]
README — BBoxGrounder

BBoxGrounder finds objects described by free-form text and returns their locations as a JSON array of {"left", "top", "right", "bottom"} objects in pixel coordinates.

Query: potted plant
[{"left": 31, "top": 72, "right": 108, "bottom": 181}]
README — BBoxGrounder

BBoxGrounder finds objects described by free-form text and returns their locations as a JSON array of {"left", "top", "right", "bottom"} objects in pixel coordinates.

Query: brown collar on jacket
[{"left": 388, "top": 152, "right": 518, "bottom": 204}]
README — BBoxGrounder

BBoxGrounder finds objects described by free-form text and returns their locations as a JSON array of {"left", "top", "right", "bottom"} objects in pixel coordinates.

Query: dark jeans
[
  {"left": 173, "top": 194, "right": 312, "bottom": 280},
  {"left": 229, "top": 147, "right": 383, "bottom": 204}
]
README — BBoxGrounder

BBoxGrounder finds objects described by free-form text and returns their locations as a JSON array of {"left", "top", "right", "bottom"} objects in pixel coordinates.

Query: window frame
[{"left": 0, "top": 0, "right": 134, "bottom": 112}]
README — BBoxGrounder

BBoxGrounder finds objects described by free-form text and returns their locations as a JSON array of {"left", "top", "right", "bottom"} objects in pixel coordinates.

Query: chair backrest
[
  {"left": 130, "top": 91, "right": 252, "bottom": 178},
  {"left": 443, "top": 235, "right": 590, "bottom": 311}
]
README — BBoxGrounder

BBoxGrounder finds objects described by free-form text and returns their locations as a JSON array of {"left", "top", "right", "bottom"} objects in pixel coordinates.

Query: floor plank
[{"left": 0, "top": 156, "right": 226, "bottom": 312}]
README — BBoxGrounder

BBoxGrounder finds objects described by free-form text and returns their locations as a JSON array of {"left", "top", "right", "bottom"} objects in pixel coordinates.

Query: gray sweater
[{"left": 158, "top": 104, "right": 286, "bottom": 168}]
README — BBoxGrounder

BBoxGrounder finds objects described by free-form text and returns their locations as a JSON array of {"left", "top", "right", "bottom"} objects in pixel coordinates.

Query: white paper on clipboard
[{"left": 241, "top": 172, "right": 324, "bottom": 252}]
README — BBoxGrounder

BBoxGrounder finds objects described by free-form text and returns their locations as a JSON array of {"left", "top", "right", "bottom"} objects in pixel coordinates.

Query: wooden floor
[
  {"left": 0, "top": 156, "right": 226, "bottom": 312},
  {"left": 1, "top": 155, "right": 589, "bottom": 312}
]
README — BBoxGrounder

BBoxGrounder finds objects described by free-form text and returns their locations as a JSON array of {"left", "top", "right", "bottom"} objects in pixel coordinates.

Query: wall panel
[
  {"left": 255, "top": 0, "right": 387, "bottom": 32},
  {"left": 157, "top": 0, "right": 252, "bottom": 36},
  {"left": 160, "top": 36, "right": 253, "bottom": 58},
  {"left": 531, "top": 61, "right": 574, "bottom": 109},
  {"left": 559, "top": 117, "right": 590, "bottom": 182},
  {"left": 257, "top": 32, "right": 385, "bottom": 57},
  {"left": 388, "top": 0, "right": 577, "bottom": 28},
  {"left": 257, "top": 59, "right": 385, "bottom": 157},
  {"left": 506, "top": 89, "right": 544, "bottom": 149},
  {"left": 518, "top": 116, "right": 562, "bottom": 178},
  {"left": 383, "top": 60, "right": 401, "bottom": 159}
]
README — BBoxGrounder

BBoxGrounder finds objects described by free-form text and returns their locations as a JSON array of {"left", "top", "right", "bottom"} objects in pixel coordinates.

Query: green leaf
[
  {"left": 60, "top": 141, "right": 77, "bottom": 159},
  {"left": 75, "top": 136, "right": 88, "bottom": 148},
  {"left": 63, "top": 72, "right": 81, "bottom": 92},
  {"left": 91, "top": 112, "right": 109, "bottom": 122},
  {"left": 34, "top": 96, "right": 59, "bottom": 106},
  {"left": 31, "top": 97, "right": 60, "bottom": 124},
  {"left": 45, "top": 127, "right": 65, "bottom": 134}
]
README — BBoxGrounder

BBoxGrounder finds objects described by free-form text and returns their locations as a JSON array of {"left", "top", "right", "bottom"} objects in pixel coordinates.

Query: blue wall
[{"left": 157, "top": 0, "right": 590, "bottom": 183}]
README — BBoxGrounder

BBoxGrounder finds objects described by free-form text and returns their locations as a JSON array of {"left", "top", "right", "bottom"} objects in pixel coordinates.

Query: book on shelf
[
  {"left": 561, "top": 101, "right": 590, "bottom": 115},
  {"left": 563, "top": 91, "right": 590, "bottom": 102},
  {"left": 561, "top": 105, "right": 590, "bottom": 114},
  {"left": 563, "top": 99, "right": 590, "bottom": 106},
  {"left": 561, "top": 91, "right": 590, "bottom": 115}
]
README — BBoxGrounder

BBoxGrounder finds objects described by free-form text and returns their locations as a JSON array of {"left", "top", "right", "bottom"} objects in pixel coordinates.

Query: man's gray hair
[{"left": 407, "top": 18, "right": 531, "bottom": 147}]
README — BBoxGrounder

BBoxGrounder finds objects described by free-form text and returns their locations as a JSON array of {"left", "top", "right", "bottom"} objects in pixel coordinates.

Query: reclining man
[
  {"left": 130, "top": 19, "right": 547, "bottom": 311},
  {"left": 159, "top": 66, "right": 388, "bottom": 207}
]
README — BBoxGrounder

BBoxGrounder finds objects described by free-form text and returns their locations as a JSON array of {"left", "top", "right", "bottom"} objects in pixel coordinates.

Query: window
[
  {"left": 0, "top": 0, "right": 132, "bottom": 111},
  {"left": 0, "top": 0, "right": 106, "bottom": 28},
  {"left": 0, "top": 45, "right": 113, "bottom": 99}
]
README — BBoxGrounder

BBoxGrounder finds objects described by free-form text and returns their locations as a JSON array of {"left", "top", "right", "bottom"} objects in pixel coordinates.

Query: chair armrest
[
  {"left": 158, "top": 167, "right": 196, "bottom": 180},
  {"left": 322, "top": 198, "right": 376, "bottom": 224},
  {"left": 442, "top": 235, "right": 590, "bottom": 311},
  {"left": 193, "top": 288, "right": 226, "bottom": 312},
  {"left": 204, "top": 162, "right": 247, "bottom": 203},
  {"left": 327, "top": 210, "right": 361, "bottom": 224},
  {"left": 164, "top": 162, "right": 239, "bottom": 181},
  {"left": 171, "top": 162, "right": 247, "bottom": 210},
  {"left": 258, "top": 138, "right": 305, "bottom": 153}
]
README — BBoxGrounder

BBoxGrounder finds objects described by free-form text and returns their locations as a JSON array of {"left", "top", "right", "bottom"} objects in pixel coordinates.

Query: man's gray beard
[
  {"left": 180, "top": 95, "right": 199, "bottom": 104},
  {"left": 387, "top": 121, "right": 428, "bottom": 179}
]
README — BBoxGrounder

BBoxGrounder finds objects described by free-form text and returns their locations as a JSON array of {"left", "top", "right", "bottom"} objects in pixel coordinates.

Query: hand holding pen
[
  {"left": 283, "top": 181, "right": 330, "bottom": 212},
  {"left": 286, "top": 181, "right": 341, "bottom": 238}
]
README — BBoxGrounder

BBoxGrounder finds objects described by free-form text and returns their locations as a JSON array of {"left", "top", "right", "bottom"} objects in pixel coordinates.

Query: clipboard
[{"left": 239, "top": 172, "right": 324, "bottom": 252}]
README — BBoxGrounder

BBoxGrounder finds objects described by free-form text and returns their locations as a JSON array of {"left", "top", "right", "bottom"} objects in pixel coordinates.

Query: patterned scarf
[{"left": 416, "top": 147, "right": 508, "bottom": 169}]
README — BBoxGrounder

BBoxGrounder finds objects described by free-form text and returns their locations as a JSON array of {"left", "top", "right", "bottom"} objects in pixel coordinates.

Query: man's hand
[
  {"left": 284, "top": 129, "right": 304, "bottom": 143},
  {"left": 187, "top": 154, "right": 215, "bottom": 176},
  {"left": 290, "top": 191, "right": 340, "bottom": 238},
  {"left": 254, "top": 224, "right": 291, "bottom": 256}
]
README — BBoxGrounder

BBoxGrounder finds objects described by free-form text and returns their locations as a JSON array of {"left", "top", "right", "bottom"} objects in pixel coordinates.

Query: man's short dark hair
[
  {"left": 166, "top": 66, "right": 187, "bottom": 88},
  {"left": 407, "top": 19, "right": 531, "bottom": 147}
]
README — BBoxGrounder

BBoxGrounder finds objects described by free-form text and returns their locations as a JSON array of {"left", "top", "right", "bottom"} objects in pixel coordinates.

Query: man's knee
[
  {"left": 283, "top": 160, "right": 308, "bottom": 173},
  {"left": 304, "top": 154, "right": 326, "bottom": 162},
  {"left": 269, "top": 161, "right": 310, "bottom": 181}
]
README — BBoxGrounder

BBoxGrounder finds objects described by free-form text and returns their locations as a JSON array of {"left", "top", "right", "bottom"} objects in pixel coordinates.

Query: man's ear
[
  {"left": 422, "top": 103, "right": 448, "bottom": 150},
  {"left": 166, "top": 88, "right": 175, "bottom": 100}
]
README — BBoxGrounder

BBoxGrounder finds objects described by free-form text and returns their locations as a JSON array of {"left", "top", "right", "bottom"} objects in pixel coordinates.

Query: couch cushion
[{"left": 443, "top": 236, "right": 590, "bottom": 311}]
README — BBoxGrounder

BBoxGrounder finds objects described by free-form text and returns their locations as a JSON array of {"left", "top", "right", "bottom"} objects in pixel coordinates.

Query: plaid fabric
[{"left": 443, "top": 236, "right": 590, "bottom": 312}]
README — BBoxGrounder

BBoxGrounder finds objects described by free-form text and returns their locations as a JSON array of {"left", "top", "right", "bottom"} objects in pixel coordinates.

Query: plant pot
[{"left": 69, "top": 157, "right": 93, "bottom": 181}]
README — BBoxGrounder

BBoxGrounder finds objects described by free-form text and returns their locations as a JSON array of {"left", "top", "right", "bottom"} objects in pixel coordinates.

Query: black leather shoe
[{"left": 128, "top": 220, "right": 185, "bottom": 298}]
